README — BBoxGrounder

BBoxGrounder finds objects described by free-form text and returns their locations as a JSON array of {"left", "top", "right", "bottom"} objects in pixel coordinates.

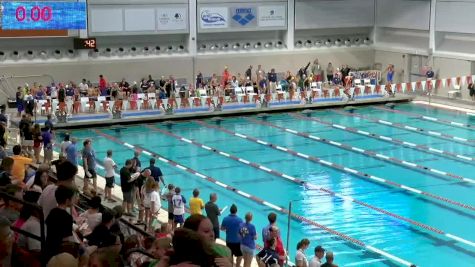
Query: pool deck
[{"left": 10, "top": 94, "right": 413, "bottom": 129}]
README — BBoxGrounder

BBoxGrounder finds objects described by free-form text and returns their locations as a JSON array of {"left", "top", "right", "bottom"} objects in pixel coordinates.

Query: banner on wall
[
  {"left": 200, "top": 7, "right": 229, "bottom": 28},
  {"left": 230, "top": 7, "right": 257, "bottom": 27},
  {"left": 258, "top": 5, "right": 286, "bottom": 27},
  {"left": 157, "top": 7, "right": 187, "bottom": 31}
]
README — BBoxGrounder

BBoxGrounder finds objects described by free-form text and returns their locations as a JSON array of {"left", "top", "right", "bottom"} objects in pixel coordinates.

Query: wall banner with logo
[
  {"left": 157, "top": 7, "right": 188, "bottom": 31},
  {"left": 200, "top": 7, "right": 229, "bottom": 29},
  {"left": 258, "top": 5, "right": 286, "bottom": 27},
  {"left": 230, "top": 7, "right": 257, "bottom": 27}
]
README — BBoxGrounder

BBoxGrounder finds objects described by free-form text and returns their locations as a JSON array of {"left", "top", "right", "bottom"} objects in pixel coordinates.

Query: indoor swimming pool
[{"left": 57, "top": 103, "right": 475, "bottom": 267}]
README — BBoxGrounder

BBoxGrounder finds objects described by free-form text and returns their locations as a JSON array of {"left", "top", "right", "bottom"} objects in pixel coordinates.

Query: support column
[
  {"left": 286, "top": 0, "right": 295, "bottom": 50},
  {"left": 189, "top": 0, "right": 198, "bottom": 86}
]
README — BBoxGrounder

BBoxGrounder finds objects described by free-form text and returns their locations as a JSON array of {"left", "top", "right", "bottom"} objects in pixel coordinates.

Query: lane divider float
[
  {"left": 145, "top": 124, "right": 475, "bottom": 248},
  {"left": 332, "top": 109, "right": 475, "bottom": 147},
  {"left": 196, "top": 121, "right": 475, "bottom": 212},
  {"left": 247, "top": 117, "right": 475, "bottom": 185},
  {"left": 291, "top": 113, "right": 475, "bottom": 163},
  {"left": 372, "top": 106, "right": 473, "bottom": 131},
  {"left": 413, "top": 101, "right": 475, "bottom": 115},
  {"left": 92, "top": 129, "right": 415, "bottom": 267}
]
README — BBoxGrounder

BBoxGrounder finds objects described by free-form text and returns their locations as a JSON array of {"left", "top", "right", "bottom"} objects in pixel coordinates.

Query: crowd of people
[
  {"left": 12, "top": 59, "right": 404, "bottom": 117},
  {"left": 0, "top": 103, "right": 345, "bottom": 267}
]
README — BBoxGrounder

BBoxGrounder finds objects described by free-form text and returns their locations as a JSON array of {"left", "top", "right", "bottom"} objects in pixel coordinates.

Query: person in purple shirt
[
  {"left": 240, "top": 212, "right": 257, "bottom": 267},
  {"left": 41, "top": 126, "right": 53, "bottom": 164},
  {"left": 221, "top": 204, "right": 243, "bottom": 267}
]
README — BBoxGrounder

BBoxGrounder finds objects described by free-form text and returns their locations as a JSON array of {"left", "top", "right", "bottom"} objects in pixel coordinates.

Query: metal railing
[{"left": 0, "top": 74, "right": 55, "bottom": 99}]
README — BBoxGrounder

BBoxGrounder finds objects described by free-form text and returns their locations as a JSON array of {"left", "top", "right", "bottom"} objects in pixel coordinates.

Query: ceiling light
[
  {"left": 325, "top": 39, "right": 332, "bottom": 47},
  {"left": 167, "top": 45, "right": 174, "bottom": 52},
  {"left": 25, "top": 50, "right": 34, "bottom": 59},
  {"left": 0, "top": 51, "right": 5, "bottom": 61},
  {"left": 155, "top": 46, "right": 161, "bottom": 53},
  {"left": 344, "top": 39, "right": 351, "bottom": 46},
  {"left": 335, "top": 38, "right": 342, "bottom": 46},
  {"left": 11, "top": 51, "right": 20, "bottom": 59},
  {"left": 264, "top": 42, "right": 273, "bottom": 49},
  {"left": 363, "top": 37, "right": 371, "bottom": 45},
  {"left": 275, "top": 41, "right": 283, "bottom": 48},
  {"left": 254, "top": 42, "right": 262, "bottom": 49},
  {"left": 315, "top": 40, "right": 322, "bottom": 47},
  {"left": 53, "top": 49, "right": 62, "bottom": 58},
  {"left": 221, "top": 43, "right": 229, "bottom": 50},
  {"left": 233, "top": 43, "right": 240, "bottom": 50},
  {"left": 354, "top": 37, "right": 361, "bottom": 45},
  {"left": 243, "top": 43, "right": 251, "bottom": 49}
]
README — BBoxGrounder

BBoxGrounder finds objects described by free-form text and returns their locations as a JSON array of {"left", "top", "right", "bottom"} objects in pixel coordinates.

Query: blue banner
[{"left": 1, "top": 1, "right": 87, "bottom": 30}]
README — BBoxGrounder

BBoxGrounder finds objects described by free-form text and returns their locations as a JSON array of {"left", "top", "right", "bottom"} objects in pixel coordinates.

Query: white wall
[
  {"left": 374, "top": 50, "right": 407, "bottom": 83},
  {"left": 376, "top": 0, "right": 430, "bottom": 30},
  {"left": 0, "top": 48, "right": 374, "bottom": 86},
  {"left": 436, "top": 1, "right": 475, "bottom": 34}
]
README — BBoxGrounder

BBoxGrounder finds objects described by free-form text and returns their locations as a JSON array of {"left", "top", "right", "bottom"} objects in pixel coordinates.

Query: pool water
[{"left": 57, "top": 103, "right": 475, "bottom": 267}]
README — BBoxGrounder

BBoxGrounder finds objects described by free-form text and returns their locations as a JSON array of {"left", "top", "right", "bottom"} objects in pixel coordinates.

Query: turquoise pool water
[{"left": 57, "top": 103, "right": 475, "bottom": 267}]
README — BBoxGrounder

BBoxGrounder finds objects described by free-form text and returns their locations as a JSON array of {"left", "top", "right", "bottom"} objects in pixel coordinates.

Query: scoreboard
[{"left": 1, "top": 1, "right": 87, "bottom": 30}]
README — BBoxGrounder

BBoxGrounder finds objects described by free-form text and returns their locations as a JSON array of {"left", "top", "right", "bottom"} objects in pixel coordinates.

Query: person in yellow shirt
[
  {"left": 189, "top": 188, "right": 204, "bottom": 215},
  {"left": 11, "top": 145, "right": 32, "bottom": 183}
]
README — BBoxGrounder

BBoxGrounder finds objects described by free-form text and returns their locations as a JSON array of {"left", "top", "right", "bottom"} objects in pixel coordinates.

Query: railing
[
  {"left": 0, "top": 74, "right": 55, "bottom": 99},
  {"left": 0, "top": 188, "right": 47, "bottom": 267}
]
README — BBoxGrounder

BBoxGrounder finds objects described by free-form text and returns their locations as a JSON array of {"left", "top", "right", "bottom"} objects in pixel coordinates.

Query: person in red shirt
[
  {"left": 222, "top": 66, "right": 231, "bottom": 87},
  {"left": 265, "top": 225, "right": 286, "bottom": 266},
  {"left": 99, "top": 75, "right": 108, "bottom": 96}
]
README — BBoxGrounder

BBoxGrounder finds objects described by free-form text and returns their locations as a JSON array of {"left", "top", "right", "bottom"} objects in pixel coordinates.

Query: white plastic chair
[
  {"left": 80, "top": 97, "right": 89, "bottom": 112},
  {"left": 198, "top": 89, "right": 207, "bottom": 97},
  {"left": 364, "top": 79, "right": 371, "bottom": 85}
]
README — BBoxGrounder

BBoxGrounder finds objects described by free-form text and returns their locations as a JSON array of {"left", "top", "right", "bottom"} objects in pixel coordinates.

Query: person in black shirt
[
  {"left": 0, "top": 107, "right": 7, "bottom": 125},
  {"left": 120, "top": 160, "right": 135, "bottom": 216},
  {"left": 45, "top": 185, "right": 77, "bottom": 260},
  {"left": 297, "top": 62, "right": 311, "bottom": 81},
  {"left": 196, "top": 71, "right": 203, "bottom": 88},
  {"left": 86, "top": 210, "right": 115, "bottom": 247},
  {"left": 58, "top": 86, "right": 66, "bottom": 103},
  {"left": 245, "top": 65, "right": 253, "bottom": 81},
  {"left": 0, "top": 157, "right": 13, "bottom": 187},
  {"left": 256, "top": 237, "right": 279, "bottom": 267},
  {"left": 144, "top": 158, "right": 165, "bottom": 186}
]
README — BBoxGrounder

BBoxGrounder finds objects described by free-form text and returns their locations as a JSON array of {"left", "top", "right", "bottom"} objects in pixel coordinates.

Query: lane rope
[
  {"left": 331, "top": 109, "right": 475, "bottom": 147},
  {"left": 413, "top": 101, "right": 475, "bottom": 115},
  {"left": 372, "top": 106, "right": 473, "bottom": 131},
  {"left": 246, "top": 117, "right": 475, "bottom": 185},
  {"left": 291, "top": 113, "right": 475, "bottom": 163},
  {"left": 92, "top": 129, "right": 415, "bottom": 267},
  {"left": 196, "top": 121, "right": 475, "bottom": 212},
  {"left": 144, "top": 124, "right": 475, "bottom": 248}
]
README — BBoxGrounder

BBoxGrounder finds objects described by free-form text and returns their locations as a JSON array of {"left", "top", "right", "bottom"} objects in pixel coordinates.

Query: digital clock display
[
  {"left": 1, "top": 1, "right": 87, "bottom": 30},
  {"left": 74, "top": 38, "right": 97, "bottom": 50}
]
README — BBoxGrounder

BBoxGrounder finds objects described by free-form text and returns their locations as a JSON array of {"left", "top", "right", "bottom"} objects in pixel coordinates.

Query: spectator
[
  {"left": 59, "top": 134, "right": 71, "bottom": 159},
  {"left": 0, "top": 157, "right": 14, "bottom": 186},
  {"left": 11, "top": 144, "right": 32, "bottom": 183},
  {"left": 268, "top": 69, "right": 277, "bottom": 93},
  {"left": 45, "top": 185, "right": 77, "bottom": 259},
  {"left": 131, "top": 151, "right": 142, "bottom": 211},
  {"left": 88, "top": 246, "right": 123, "bottom": 267},
  {"left": 245, "top": 65, "right": 253, "bottom": 81},
  {"left": 124, "top": 234, "right": 151, "bottom": 267},
  {"left": 221, "top": 204, "right": 243, "bottom": 267},
  {"left": 205, "top": 193, "right": 221, "bottom": 240},
  {"left": 65, "top": 137, "right": 78, "bottom": 166},
  {"left": 196, "top": 71, "right": 203, "bottom": 88},
  {"left": 222, "top": 66, "right": 231, "bottom": 87},
  {"left": 16, "top": 86, "right": 24, "bottom": 117},
  {"left": 296, "top": 239, "right": 310, "bottom": 267},
  {"left": 0, "top": 215, "right": 14, "bottom": 267},
  {"left": 190, "top": 188, "right": 204, "bottom": 215},
  {"left": 149, "top": 236, "right": 173, "bottom": 265},
  {"left": 168, "top": 228, "right": 218, "bottom": 266},
  {"left": 103, "top": 149, "right": 117, "bottom": 202},
  {"left": 312, "top": 59, "right": 323, "bottom": 82},
  {"left": 44, "top": 115, "right": 54, "bottom": 131},
  {"left": 0, "top": 184, "right": 23, "bottom": 223},
  {"left": 99, "top": 75, "right": 108, "bottom": 96},
  {"left": 266, "top": 226, "right": 286, "bottom": 266},
  {"left": 240, "top": 212, "right": 257, "bottom": 267},
  {"left": 326, "top": 63, "right": 334, "bottom": 84},
  {"left": 17, "top": 204, "right": 42, "bottom": 253},
  {"left": 386, "top": 64, "right": 395, "bottom": 84},
  {"left": 0, "top": 107, "right": 7, "bottom": 125},
  {"left": 82, "top": 139, "right": 97, "bottom": 194},
  {"left": 86, "top": 209, "right": 115, "bottom": 247},
  {"left": 172, "top": 187, "right": 186, "bottom": 230},
  {"left": 38, "top": 161, "right": 78, "bottom": 219},
  {"left": 183, "top": 214, "right": 233, "bottom": 265},
  {"left": 142, "top": 176, "right": 160, "bottom": 231},
  {"left": 78, "top": 196, "right": 102, "bottom": 236},
  {"left": 321, "top": 251, "right": 338, "bottom": 267},
  {"left": 42, "top": 126, "right": 54, "bottom": 165},
  {"left": 47, "top": 252, "right": 78, "bottom": 267},
  {"left": 469, "top": 83, "right": 475, "bottom": 101},
  {"left": 145, "top": 158, "right": 165, "bottom": 186},
  {"left": 20, "top": 114, "right": 33, "bottom": 155},
  {"left": 309, "top": 245, "right": 325, "bottom": 267},
  {"left": 26, "top": 168, "right": 48, "bottom": 196},
  {"left": 120, "top": 159, "right": 135, "bottom": 216},
  {"left": 165, "top": 184, "right": 175, "bottom": 232},
  {"left": 109, "top": 205, "right": 125, "bottom": 244},
  {"left": 32, "top": 124, "right": 42, "bottom": 164},
  {"left": 256, "top": 237, "right": 280, "bottom": 267},
  {"left": 256, "top": 65, "right": 265, "bottom": 79},
  {"left": 262, "top": 212, "right": 278, "bottom": 244},
  {"left": 79, "top": 78, "right": 89, "bottom": 96},
  {"left": 154, "top": 223, "right": 170, "bottom": 239},
  {"left": 426, "top": 67, "right": 434, "bottom": 80}
]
